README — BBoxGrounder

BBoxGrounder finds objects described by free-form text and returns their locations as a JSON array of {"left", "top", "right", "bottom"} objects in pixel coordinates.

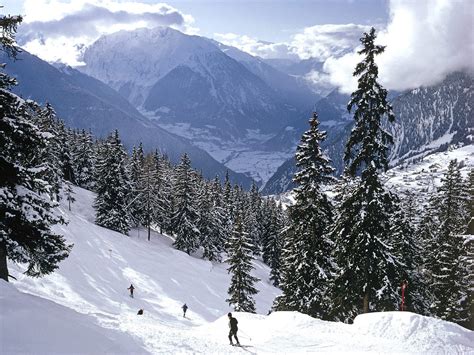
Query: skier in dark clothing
[
  {"left": 137, "top": 309, "right": 143, "bottom": 315},
  {"left": 227, "top": 312, "right": 240, "bottom": 346},
  {"left": 128, "top": 284, "right": 135, "bottom": 298},
  {"left": 182, "top": 303, "right": 188, "bottom": 317}
]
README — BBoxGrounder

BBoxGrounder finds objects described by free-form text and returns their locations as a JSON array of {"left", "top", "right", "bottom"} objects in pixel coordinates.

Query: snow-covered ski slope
[{"left": 2, "top": 186, "right": 473, "bottom": 354}]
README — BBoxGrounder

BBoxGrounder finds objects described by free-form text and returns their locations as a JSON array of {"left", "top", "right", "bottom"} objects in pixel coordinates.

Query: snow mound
[
  {"left": 0, "top": 280, "right": 144, "bottom": 354},
  {"left": 200, "top": 311, "right": 473, "bottom": 354}
]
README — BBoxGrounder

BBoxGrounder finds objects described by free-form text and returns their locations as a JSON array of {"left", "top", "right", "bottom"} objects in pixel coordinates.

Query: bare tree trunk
[
  {"left": 0, "top": 241, "right": 9, "bottom": 282},
  {"left": 363, "top": 293, "right": 369, "bottom": 313}
]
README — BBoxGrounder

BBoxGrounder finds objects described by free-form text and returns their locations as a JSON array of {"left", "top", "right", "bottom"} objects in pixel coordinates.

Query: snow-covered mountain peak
[{"left": 81, "top": 26, "right": 221, "bottom": 105}]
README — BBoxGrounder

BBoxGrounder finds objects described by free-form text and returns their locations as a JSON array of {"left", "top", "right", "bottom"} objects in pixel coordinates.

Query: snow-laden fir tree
[
  {"left": 429, "top": 160, "right": 470, "bottom": 325},
  {"left": 94, "top": 130, "right": 131, "bottom": 235},
  {"left": 0, "top": 21, "right": 71, "bottom": 280},
  {"left": 34, "top": 103, "right": 64, "bottom": 200},
  {"left": 330, "top": 28, "right": 400, "bottom": 321},
  {"left": 390, "top": 197, "right": 428, "bottom": 314},
  {"left": 261, "top": 199, "right": 284, "bottom": 287},
  {"left": 150, "top": 151, "right": 172, "bottom": 234},
  {"left": 244, "top": 182, "right": 263, "bottom": 255},
  {"left": 72, "top": 129, "right": 95, "bottom": 189},
  {"left": 56, "top": 121, "right": 74, "bottom": 183},
  {"left": 172, "top": 153, "right": 200, "bottom": 254},
  {"left": 128, "top": 143, "right": 146, "bottom": 229},
  {"left": 274, "top": 113, "right": 335, "bottom": 319},
  {"left": 198, "top": 178, "right": 226, "bottom": 261},
  {"left": 226, "top": 214, "right": 260, "bottom": 313}
]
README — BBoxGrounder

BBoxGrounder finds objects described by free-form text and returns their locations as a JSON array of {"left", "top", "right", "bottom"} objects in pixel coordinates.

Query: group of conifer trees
[
  {"left": 273, "top": 28, "right": 472, "bottom": 330},
  {"left": 1, "top": 16, "right": 471, "bottom": 329}
]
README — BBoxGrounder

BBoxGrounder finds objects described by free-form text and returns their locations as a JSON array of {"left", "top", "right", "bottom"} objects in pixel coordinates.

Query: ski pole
[{"left": 240, "top": 330, "right": 252, "bottom": 341}]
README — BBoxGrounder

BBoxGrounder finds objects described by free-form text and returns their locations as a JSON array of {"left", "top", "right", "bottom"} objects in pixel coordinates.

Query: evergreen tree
[
  {"left": 274, "top": 113, "right": 335, "bottom": 319},
  {"left": 150, "top": 151, "right": 172, "bottom": 234},
  {"left": 34, "top": 103, "right": 64, "bottom": 200},
  {"left": 56, "top": 121, "right": 74, "bottom": 183},
  {"left": 0, "top": 49, "right": 71, "bottom": 280},
  {"left": 73, "top": 129, "right": 95, "bottom": 189},
  {"left": 429, "top": 160, "right": 470, "bottom": 324},
  {"left": 330, "top": 28, "right": 400, "bottom": 321},
  {"left": 172, "top": 153, "right": 200, "bottom": 254},
  {"left": 128, "top": 144, "right": 146, "bottom": 229},
  {"left": 226, "top": 215, "right": 260, "bottom": 313},
  {"left": 262, "top": 199, "right": 284, "bottom": 287},
  {"left": 390, "top": 197, "right": 428, "bottom": 314},
  {"left": 198, "top": 178, "right": 226, "bottom": 261},
  {"left": 93, "top": 130, "right": 131, "bottom": 235},
  {"left": 466, "top": 168, "right": 474, "bottom": 330}
]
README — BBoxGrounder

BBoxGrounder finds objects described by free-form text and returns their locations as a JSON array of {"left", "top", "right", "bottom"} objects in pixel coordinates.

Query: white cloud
[
  {"left": 214, "top": 24, "right": 368, "bottom": 62},
  {"left": 213, "top": 33, "right": 299, "bottom": 60},
  {"left": 324, "top": 0, "right": 474, "bottom": 93},
  {"left": 18, "top": 0, "right": 195, "bottom": 65},
  {"left": 291, "top": 24, "right": 370, "bottom": 60}
]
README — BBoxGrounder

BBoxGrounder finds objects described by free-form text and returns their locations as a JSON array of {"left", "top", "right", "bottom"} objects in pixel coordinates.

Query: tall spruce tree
[
  {"left": 72, "top": 129, "right": 95, "bottom": 189},
  {"left": 128, "top": 144, "right": 146, "bottom": 229},
  {"left": 172, "top": 153, "right": 200, "bottom": 254},
  {"left": 0, "top": 15, "right": 71, "bottom": 281},
  {"left": 226, "top": 215, "right": 260, "bottom": 313},
  {"left": 94, "top": 130, "right": 131, "bottom": 235},
  {"left": 330, "top": 28, "right": 400, "bottom": 321},
  {"left": 429, "top": 160, "right": 470, "bottom": 325},
  {"left": 274, "top": 113, "right": 335, "bottom": 319}
]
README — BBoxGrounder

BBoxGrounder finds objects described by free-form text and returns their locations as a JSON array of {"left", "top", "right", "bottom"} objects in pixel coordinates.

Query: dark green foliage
[
  {"left": 94, "top": 130, "right": 131, "bottom": 235},
  {"left": 345, "top": 27, "right": 395, "bottom": 176},
  {"left": 226, "top": 215, "right": 260, "bottom": 313},
  {"left": 274, "top": 113, "right": 335, "bottom": 319},
  {"left": 172, "top": 153, "right": 200, "bottom": 254},
  {"left": 428, "top": 160, "right": 470, "bottom": 325},
  {"left": 0, "top": 71, "right": 71, "bottom": 281},
  {"left": 330, "top": 28, "right": 400, "bottom": 321}
]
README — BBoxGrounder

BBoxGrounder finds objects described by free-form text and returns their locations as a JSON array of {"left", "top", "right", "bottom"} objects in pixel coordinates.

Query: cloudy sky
[{"left": 1, "top": 0, "right": 473, "bottom": 92}]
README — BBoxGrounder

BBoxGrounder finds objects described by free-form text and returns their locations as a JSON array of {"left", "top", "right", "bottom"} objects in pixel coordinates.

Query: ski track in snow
[{"left": 2, "top": 185, "right": 473, "bottom": 354}]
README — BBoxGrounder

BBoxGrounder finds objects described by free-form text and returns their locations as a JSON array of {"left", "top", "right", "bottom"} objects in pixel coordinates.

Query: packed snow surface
[{"left": 1, "top": 186, "right": 473, "bottom": 354}]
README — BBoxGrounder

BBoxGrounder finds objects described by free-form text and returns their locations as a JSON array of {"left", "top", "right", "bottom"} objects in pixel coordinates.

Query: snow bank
[
  {"left": 0, "top": 281, "right": 145, "bottom": 354},
  {"left": 200, "top": 311, "right": 473, "bottom": 354}
]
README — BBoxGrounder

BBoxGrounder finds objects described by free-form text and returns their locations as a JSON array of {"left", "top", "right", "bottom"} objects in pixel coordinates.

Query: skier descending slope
[
  {"left": 128, "top": 284, "right": 135, "bottom": 298},
  {"left": 182, "top": 303, "right": 188, "bottom": 317},
  {"left": 227, "top": 312, "right": 240, "bottom": 346}
]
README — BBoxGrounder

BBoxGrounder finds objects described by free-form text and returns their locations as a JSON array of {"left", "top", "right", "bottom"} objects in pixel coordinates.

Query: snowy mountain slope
[
  {"left": 383, "top": 144, "right": 474, "bottom": 205},
  {"left": 80, "top": 27, "right": 321, "bottom": 183},
  {"left": 1, "top": 50, "right": 253, "bottom": 187},
  {"left": 388, "top": 72, "right": 473, "bottom": 164},
  {"left": 2, "top": 186, "right": 473, "bottom": 353},
  {"left": 213, "top": 41, "right": 319, "bottom": 110},
  {"left": 274, "top": 144, "right": 474, "bottom": 211},
  {"left": 263, "top": 72, "right": 474, "bottom": 194},
  {"left": 0, "top": 282, "right": 144, "bottom": 354},
  {"left": 82, "top": 27, "right": 300, "bottom": 136}
]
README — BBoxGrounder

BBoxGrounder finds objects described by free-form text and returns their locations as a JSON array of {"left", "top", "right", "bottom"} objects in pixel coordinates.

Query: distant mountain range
[
  {"left": 262, "top": 72, "right": 473, "bottom": 194},
  {"left": 1, "top": 50, "right": 254, "bottom": 187},
  {"left": 81, "top": 27, "right": 319, "bottom": 140},
  {"left": 6, "top": 25, "right": 470, "bottom": 192}
]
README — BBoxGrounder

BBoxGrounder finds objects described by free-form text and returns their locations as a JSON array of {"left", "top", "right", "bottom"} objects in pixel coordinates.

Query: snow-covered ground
[
  {"left": 384, "top": 144, "right": 474, "bottom": 198},
  {"left": 1, "top": 185, "right": 473, "bottom": 354}
]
